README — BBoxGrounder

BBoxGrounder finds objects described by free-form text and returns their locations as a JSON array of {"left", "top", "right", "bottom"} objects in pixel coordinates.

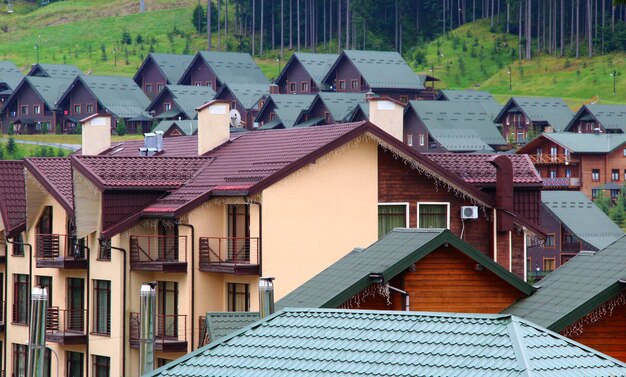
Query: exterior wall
[
  {"left": 179, "top": 59, "right": 218, "bottom": 91},
  {"left": 307, "top": 100, "right": 335, "bottom": 125},
  {"left": 148, "top": 90, "right": 182, "bottom": 119},
  {"left": 527, "top": 208, "right": 563, "bottom": 279},
  {"left": 403, "top": 110, "right": 441, "bottom": 153},
  {"left": 277, "top": 60, "right": 318, "bottom": 94},
  {"left": 215, "top": 90, "right": 257, "bottom": 129},
  {"left": 1, "top": 83, "right": 57, "bottom": 134},
  {"left": 501, "top": 111, "right": 532, "bottom": 144},
  {"left": 570, "top": 119, "right": 602, "bottom": 133},
  {"left": 333, "top": 57, "right": 368, "bottom": 93},
  {"left": 59, "top": 81, "right": 99, "bottom": 132},
  {"left": 137, "top": 60, "right": 168, "bottom": 99},
  {"left": 256, "top": 102, "right": 279, "bottom": 127},
  {"left": 261, "top": 139, "right": 379, "bottom": 299}
]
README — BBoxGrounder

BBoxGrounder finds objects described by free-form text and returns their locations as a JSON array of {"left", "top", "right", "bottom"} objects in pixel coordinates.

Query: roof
[
  {"left": 73, "top": 75, "right": 151, "bottom": 119},
  {"left": 324, "top": 50, "right": 425, "bottom": 90},
  {"left": 518, "top": 132, "right": 626, "bottom": 154},
  {"left": 495, "top": 97, "right": 574, "bottom": 131},
  {"left": 425, "top": 153, "right": 543, "bottom": 186},
  {"left": 183, "top": 51, "right": 269, "bottom": 86},
  {"left": 407, "top": 100, "right": 507, "bottom": 147},
  {"left": 135, "top": 53, "right": 194, "bottom": 84},
  {"left": 541, "top": 191, "right": 623, "bottom": 250},
  {"left": 0, "top": 61, "right": 24, "bottom": 89},
  {"left": 150, "top": 85, "right": 215, "bottom": 119},
  {"left": 277, "top": 53, "right": 338, "bottom": 90},
  {"left": 152, "top": 120, "right": 198, "bottom": 136},
  {"left": 565, "top": 103, "right": 626, "bottom": 133},
  {"left": 0, "top": 161, "right": 26, "bottom": 237},
  {"left": 204, "top": 312, "right": 260, "bottom": 343},
  {"left": 4, "top": 76, "right": 74, "bottom": 110},
  {"left": 256, "top": 94, "right": 316, "bottom": 128},
  {"left": 217, "top": 82, "right": 268, "bottom": 109},
  {"left": 277, "top": 228, "right": 534, "bottom": 310},
  {"left": 314, "top": 92, "right": 367, "bottom": 122},
  {"left": 147, "top": 308, "right": 626, "bottom": 377},
  {"left": 428, "top": 129, "right": 494, "bottom": 152},
  {"left": 24, "top": 158, "right": 74, "bottom": 213},
  {"left": 27, "top": 63, "right": 81, "bottom": 79},
  {"left": 436, "top": 89, "right": 502, "bottom": 119},
  {"left": 504, "top": 235, "right": 626, "bottom": 331}
]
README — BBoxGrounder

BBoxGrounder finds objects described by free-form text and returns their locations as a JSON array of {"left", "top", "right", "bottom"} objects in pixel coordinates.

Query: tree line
[{"left": 192, "top": 0, "right": 626, "bottom": 59}]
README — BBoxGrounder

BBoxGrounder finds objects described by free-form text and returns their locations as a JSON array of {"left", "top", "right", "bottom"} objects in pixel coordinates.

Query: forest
[{"left": 193, "top": 0, "right": 626, "bottom": 60}]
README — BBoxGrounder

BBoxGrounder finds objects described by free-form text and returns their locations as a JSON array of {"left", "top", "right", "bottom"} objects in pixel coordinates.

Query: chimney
[
  {"left": 196, "top": 99, "right": 231, "bottom": 155},
  {"left": 155, "top": 131, "right": 164, "bottom": 152},
  {"left": 81, "top": 114, "right": 112, "bottom": 155},
  {"left": 139, "top": 283, "right": 157, "bottom": 376},
  {"left": 488, "top": 155, "right": 514, "bottom": 232},
  {"left": 269, "top": 84, "right": 279, "bottom": 94},
  {"left": 27, "top": 286, "right": 49, "bottom": 377},
  {"left": 367, "top": 96, "right": 405, "bottom": 142},
  {"left": 141, "top": 132, "right": 157, "bottom": 156},
  {"left": 258, "top": 277, "right": 275, "bottom": 319}
]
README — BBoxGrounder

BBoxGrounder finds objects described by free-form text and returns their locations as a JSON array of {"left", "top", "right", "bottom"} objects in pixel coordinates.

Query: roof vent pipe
[
  {"left": 27, "top": 286, "right": 48, "bottom": 377},
  {"left": 154, "top": 131, "right": 164, "bottom": 152},
  {"left": 259, "top": 277, "right": 275, "bottom": 319},
  {"left": 139, "top": 282, "right": 157, "bottom": 376}
]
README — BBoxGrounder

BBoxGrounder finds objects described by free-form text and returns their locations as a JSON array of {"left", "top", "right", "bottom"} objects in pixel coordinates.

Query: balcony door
[
  {"left": 37, "top": 206, "right": 53, "bottom": 235},
  {"left": 67, "top": 220, "right": 85, "bottom": 260},
  {"left": 227, "top": 205, "right": 250, "bottom": 262},
  {"left": 158, "top": 221, "right": 178, "bottom": 262},
  {"left": 157, "top": 281, "right": 178, "bottom": 339},
  {"left": 67, "top": 278, "right": 84, "bottom": 332},
  {"left": 37, "top": 206, "right": 54, "bottom": 257}
]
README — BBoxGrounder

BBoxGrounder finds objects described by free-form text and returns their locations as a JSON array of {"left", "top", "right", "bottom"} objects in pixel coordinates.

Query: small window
[
  {"left": 258, "top": 100, "right": 265, "bottom": 110},
  {"left": 338, "top": 80, "right": 346, "bottom": 91},
  {"left": 74, "top": 105, "right": 81, "bottom": 114},
  {"left": 37, "top": 276, "right": 52, "bottom": 305},
  {"left": 545, "top": 234, "right": 555, "bottom": 248},
  {"left": 536, "top": 148, "right": 543, "bottom": 156},
  {"left": 592, "top": 189, "right": 599, "bottom": 199},
  {"left": 611, "top": 189, "right": 620, "bottom": 199},
  {"left": 20, "top": 105, "right": 28, "bottom": 115},
  {"left": 86, "top": 104, "right": 94, "bottom": 113},
  {"left": 550, "top": 147, "right": 557, "bottom": 155},
  {"left": 612, "top": 169, "right": 620, "bottom": 182},
  {"left": 324, "top": 112, "right": 331, "bottom": 124},
  {"left": 12, "top": 233, "right": 24, "bottom": 256},
  {"left": 194, "top": 82, "right": 202, "bottom": 86},
  {"left": 145, "top": 84, "right": 152, "bottom": 93},
  {"left": 623, "top": 148, "right": 626, "bottom": 157},
  {"left": 407, "top": 134, "right": 413, "bottom": 147},
  {"left": 33, "top": 105, "right": 41, "bottom": 114},
  {"left": 378, "top": 204, "right": 408, "bottom": 238},
  {"left": 269, "top": 112, "right": 276, "bottom": 121},
  {"left": 289, "top": 82, "right": 296, "bottom": 92},
  {"left": 13, "top": 274, "right": 29, "bottom": 324},
  {"left": 624, "top": 169, "right": 626, "bottom": 181},
  {"left": 543, "top": 258, "right": 556, "bottom": 272},
  {"left": 592, "top": 169, "right": 600, "bottom": 182},
  {"left": 565, "top": 168, "right": 572, "bottom": 178},
  {"left": 231, "top": 101, "right": 237, "bottom": 110},
  {"left": 417, "top": 203, "right": 449, "bottom": 229},
  {"left": 157, "top": 83, "right": 164, "bottom": 92},
  {"left": 419, "top": 134, "right": 425, "bottom": 146},
  {"left": 400, "top": 95, "right": 408, "bottom": 103},
  {"left": 301, "top": 81, "right": 309, "bottom": 92},
  {"left": 93, "top": 355, "right": 110, "bottom": 377},
  {"left": 549, "top": 170, "right": 557, "bottom": 178},
  {"left": 351, "top": 79, "right": 358, "bottom": 90},
  {"left": 98, "top": 239, "right": 111, "bottom": 261},
  {"left": 12, "top": 344, "right": 27, "bottom": 377},
  {"left": 227, "top": 283, "right": 250, "bottom": 312},
  {"left": 164, "top": 103, "right": 172, "bottom": 112}
]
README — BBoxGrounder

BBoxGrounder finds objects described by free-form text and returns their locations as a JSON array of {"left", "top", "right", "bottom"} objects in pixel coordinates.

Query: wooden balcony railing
[
  {"left": 561, "top": 241, "right": 582, "bottom": 253},
  {"left": 12, "top": 302, "right": 28, "bottom": 325},
  {"left": 530, "top": 154, "right": 574, "bottom": 164},
  {"left": 199, "top": 237, "right": 260, "bottom": 275},
  {"left": 35, "top": 234, "right": 87, "bottom": 268},
  {"left": 129, "top": 235, "right": 187, "bottom": 272},
  {"left": 542, "top": 177, "right": 581, "bottom": 189},
  {"left": 129, "top": 313, "right": 188, "bottom": 352},
  {"left": 46, "top": 307, "right": 87, "bottom": 344}
]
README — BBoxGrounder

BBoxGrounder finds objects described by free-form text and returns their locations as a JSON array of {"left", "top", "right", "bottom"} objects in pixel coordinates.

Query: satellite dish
[{"left": 230, "top": 109, "right": 242, "bottom": 128}]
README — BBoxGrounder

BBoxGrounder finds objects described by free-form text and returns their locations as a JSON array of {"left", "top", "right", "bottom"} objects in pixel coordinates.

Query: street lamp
[
  {"left": 113, "top": 49, "right": 117, "bottom": 67},
  {"left": 507, "top": 69, "right": 512, "bottom": 91},
  {"left": 276, "top": 57, "right": 281, "bottom": 76},
  {"left": 34, "top": 43, "right": 39, "bottom": 64},
  {"left": 610, "top": 69, "right": 617, "bottom": 95}
]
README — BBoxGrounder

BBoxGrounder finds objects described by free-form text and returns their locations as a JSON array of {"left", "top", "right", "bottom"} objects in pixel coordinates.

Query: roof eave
[{"left": 24, "top": 159, "right": 74, "bottom": 216}]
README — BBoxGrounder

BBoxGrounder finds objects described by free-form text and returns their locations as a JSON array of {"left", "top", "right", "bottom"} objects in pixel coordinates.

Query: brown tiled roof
[
  {"left": 0, "top": 161, "right": 26, "bottom": 236},
  {"left": 90, "top": 136, "right": 200, "bottom": 157},
  {"left": 25, "top": 158, "right": 74, "bottom": 214},
  {"left": 425, "top": 154, "right": 543, "bottom": 186}
]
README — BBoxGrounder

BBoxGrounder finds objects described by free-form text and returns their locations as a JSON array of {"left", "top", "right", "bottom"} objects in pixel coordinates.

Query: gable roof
[
  {"left": 134, "top": 53, "right": 194, "bottom": 85},
  {"left": 255, "top": 94, "right": 316, "bottom": 129},
  {"left": 277, "top": 228, "right": 534, "bottom": 310},
  {"left": 312, "top": 92, "right": 367, "bottom": 123},
  {"left": 425, "top": 153, "right": 543, "bottom": 186},
  {"left": 27, "top": 63, "right": 81, "bottom": 79},
  {"left": 152, "top": 120, "right": 198, "bottom": 136},
  {"left": 518, "top": 132, "right": 626, "bottom": 154},
  {"left": 541, "top": 191, "right": 623, "bottom": 250},
  {"left": 147, "top": 308, "right": 626, "bottom": 377},
  {"left": 75, "top": 75, "right": 151, "bottom": 119},
  {"left": 504, "top": 235, "right": 626, "bottom": 332},
  {"left": 565, "top": 103, "right": 626, "bottom": 133},
  {"left": 276, "top": 52, "right": 338, "bottom": 90},
  {"left": 436, "top": 89, "right": 502, "bottom": 120},
  {"left": 494, "top": 97, "right": 574, "bottom": 131},
  {"left": 204, "top": 312, "right": 260, "bottom": 343},
  {"left": 216, "top": 82, "right": 268, "bottom": 109},
  {"left": 149, "top": 85, "right": 215, "bottom": 119},
  {"left": 0, "top": 161, "right": 26, "bottom": 237},
  {"left": 323, "top": 50, "right": 424, "bottom": 90},
  {"left": 429, "top": 129, "right": 494, "bottom": 152},
  {"left": 180, "top": 51, "right": 269, "bottom": 86},
  {"left": 407, "top": 100, "right": 507, "bottom": 147},
  {"left": 0, "top": 61, "right": 24, "bottom": 90},
  {"left": 3, "top": 76, "right": 73, "bottom": 111},
  {"left": 24, "top": 158, "right": 74, "bottom": 214}
]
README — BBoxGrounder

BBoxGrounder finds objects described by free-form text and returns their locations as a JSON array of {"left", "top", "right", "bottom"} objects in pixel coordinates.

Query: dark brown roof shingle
[{"left": 0, "top": 161, "right": 26, "bottom": 236}]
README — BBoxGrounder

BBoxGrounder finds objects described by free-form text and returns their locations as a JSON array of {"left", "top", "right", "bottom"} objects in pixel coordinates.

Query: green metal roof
[
  {"left": 294, "top": 116, "right": 324, "bottom": 127},
  {"left": 541, "top": 191, "right": 623, "bottom": 250},
  {"left": 316, "top": 92, "right": 367, "bottom": 122},
  {"left": 28, "top": 63, "right": 81, "bottom": 79},
  {"left": 495, "top": 97, "right": 574, "bottom": 131},
  {"left": 149, "top": 53, "right": 194, "bottom": 84},
  {"left": 152, "top": 120, "right": 198, "bottom": 135},
  {"left": 147, "top": 308, "right": 626, "bottom": 377},
  {"left": 257, "top": 94, "right": 316, "bottom": 128},
  {"left": 20, "top": 76, "right": 74, "bottom": 110},
  {"left": 78, "top": 75, "right": 151, "bottom": 118},
  {"left": 161, "top": 84, "right": 215, "bottom": 119},
  {"left": 534, "top": 132, "right": 626, "bottom": 153},
  {"left": 277, "top": 228, "right": 533, "bottom": 310},
  {"left": 565, "top": 103, "right": 626, "bottom": 133},
  {"left": 429, "top": 129, "right": 494, "bottom": 152},
  {"left": 504, "top": 235, "right": 626, "bottom": 331},
  {"left": 325, "top": 50, "right": 424, "bottom": 90},
  {"left": 205, "top": 311, "right": 260, "bottom": 343},
  {"left": 289, "top": 52, "right": 338, "bottom": 89},
  {"left": 437, "top": 90, "right": 502, "bottom": 120},
  {"left": 407, "top": 100, "right": 507, "bottom": 147},
  {"left": 218, "top": 83, "right": 268, "bottom": 109},
  {"left": 196, "top": 51, "right": 269, "bottom": 85},
  {"left": 0, "top": 61, "right": 24, "bottom": 89}
]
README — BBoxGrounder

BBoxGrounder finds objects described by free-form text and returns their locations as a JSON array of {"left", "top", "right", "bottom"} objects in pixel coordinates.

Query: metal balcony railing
[
  {"left": 36, "top": 234, "right": 86, "bottom": 260},
  {"left": 129, "top": 235, "right": 188, "bottom": 272},
  {"left": 46, "top": 307, "right": 87, "bottom": 336},
  {"left": 129, "top": 313, "right": 188, "bottom": 345},
  {"left": 199, "top": 237, "right": 260, "bottom": 274}
]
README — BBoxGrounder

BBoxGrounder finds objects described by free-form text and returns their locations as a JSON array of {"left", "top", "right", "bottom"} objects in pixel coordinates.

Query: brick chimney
[
  {"left": 488, "top": 155, "right": 514, "bottom": 232},
  {"left": 196, "top": 99, "right": 231, "bottom": 156},
  {"left": 269, "top": 84, "right": 280, "bottom": 94},
  {"left": 81, "top": 114, "right": 112, "bottom": 156},
  {"left": 367, "top": 96, "right": 404, "bottom": 142}
]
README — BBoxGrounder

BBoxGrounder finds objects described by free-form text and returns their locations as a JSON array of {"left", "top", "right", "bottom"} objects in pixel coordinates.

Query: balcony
[
  {"left": 199, "top": 237, "right": 260, "bottom": 275},
  {"left": 35, "top": 234, "right": 87, "bottom": 269},
  {"left": 129, "top": 313, "right": 188, "bottom": 352},
  {"left": 561, "top": 241, "right": 582, "bottom": 253},
  {"left": 530, "top": 154, "right": 576, "bottom": 165},
  {"left": 129, "top": 235, "right": 187, "bottom": 272},
  {"left": 542, "top": 177, "right": 581, "bottom": 189},
  {"left": 45, "top": 307, "right": 87, "bottom": 345}
]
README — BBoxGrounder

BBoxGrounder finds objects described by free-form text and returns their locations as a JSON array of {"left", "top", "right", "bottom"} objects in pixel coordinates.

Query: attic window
[{"left": 157, "top": 83, "right": 164, "bottom": 92}]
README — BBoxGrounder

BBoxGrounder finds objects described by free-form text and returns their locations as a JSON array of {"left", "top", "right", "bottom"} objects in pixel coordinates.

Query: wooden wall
[{"left": 568, "top": 301, "right": 626, "bottom": 362}]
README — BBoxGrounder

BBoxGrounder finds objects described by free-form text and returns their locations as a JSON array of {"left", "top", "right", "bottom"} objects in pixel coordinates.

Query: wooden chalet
[
  {"left": 301, "top": 92, "right": 367, "bottom": 126},
  {"left": 27, "top": 63, "right": 81, "bottom": 79},
  {"left": 147, "top": 84, "right": 215, "bottom": 120},
  {"left": 527, "top": 191, "right": 623, "bottom": 281},
  {"left": 133, "top": 53, "right": 194, "bottom": 99},
  {"left": 274, "top": 52, "right": 338, "bottom": 94},
  {"left": 254, "top": 94, "right": 316, "bottom": 129},
  {"left": 494, "top": 97, "right": 574, "bottom": 145},
  {"left": 565, "top": 103, "right": 626, "bottom": 134},
  {"left": 177, "top": 51, "right": 269, "bottom": 92},
  {"left": 517, "top": 132, "right": 626, "bottom": 198},
  {"left": 0, "top": 61, "right": 24, "bottom": 109},
  {"left": 214, "top": 83, "right": 268, "bottom": 129}
]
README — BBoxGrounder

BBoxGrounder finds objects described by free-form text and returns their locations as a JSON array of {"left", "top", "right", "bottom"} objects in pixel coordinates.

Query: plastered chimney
[
  {"left": 196, "top": 99, "right": 231, "bottom": 155},
  {"left": 367, "top": 96, "right": 404, "bottom": 142},
  {"left": 81, "top": 114, "right": 112, "bottom": 156}
]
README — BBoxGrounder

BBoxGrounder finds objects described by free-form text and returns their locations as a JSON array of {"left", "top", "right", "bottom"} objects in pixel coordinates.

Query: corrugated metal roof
[
  {"left": 0, "top": 161, "right": 26, "bottom": 236},
  {"left": 197, "top": 51, "right": 269, "bottom": 85},
  {"left": 147, "top": 308, "right": 626, "bottom": 377},
  {"left": 0, "top": 61, "right": 24, "bottom": 89},
  {"left": 566, "top": 104, "right": 626, "bottom": 133},
  {"left": 541, "top": 191, "right": 623, "bottom": 250},
  {"left": 205, "top": 312, "right": 260, "bottom": 343}
]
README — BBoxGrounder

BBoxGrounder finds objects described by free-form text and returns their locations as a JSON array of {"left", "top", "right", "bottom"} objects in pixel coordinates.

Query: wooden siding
[
  {"left": 0, "top": 82, "right": 57, "bottom": 134},
  {"left": 277, "top": 60, "right": 318, "bottom": 94},
  {"left": 256, "top": 101, "right": 279, "bottom": 127},
  {"left": 403, "top": 109, "right": 440, "bottom": 152},
  {"left": 58, "top": 80, "right": 99, "bottom": 132},
  {"left": 101, "top": 191, "right": 164, "bottom": 231},
  {"left": 179, "top": 58, "right": 219, "bottom": 91},
  {"left": 307, "top": 99, "right": 335, "bottom": 125},
  {"left": 501, "top": 112, "right": 532, "bottom": 143},
  {"left": 148, "top": 90, "right": 183, "bottom": 119},
  {"left": 136, "top": 59, "right": 168, "bottom": 99}
]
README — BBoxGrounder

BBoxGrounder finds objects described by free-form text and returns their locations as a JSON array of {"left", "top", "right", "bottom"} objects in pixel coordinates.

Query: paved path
[{"left": 0, "top": 138, "right": 80, "bottom": 151}]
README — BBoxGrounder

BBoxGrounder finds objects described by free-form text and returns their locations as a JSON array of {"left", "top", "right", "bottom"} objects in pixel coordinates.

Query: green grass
[
  {"left": 0, "top": 141, "right": 70, "bottom": 159},
  {"left": 10, "top": 134, "right": 143, "bottom": 144}
]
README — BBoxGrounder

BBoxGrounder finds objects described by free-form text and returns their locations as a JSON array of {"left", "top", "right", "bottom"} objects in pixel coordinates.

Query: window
[
  {"left": 419, "top": 134, "right": 425, "bottom": 146},
  {"left": 231, "top": 101, "right": 237, "bottom": 110},
  {"left": 98, "top": 239, "right": 111, "bottom": 261},
  {"left": 351, "top": 79, "right": 358, "bottom": 90},
  {"left": 13, "top": 274, "right": 29, "bottom": 324},
  {"left": 338, "top": 80, "right": 346, "bottom": 91},
  {"left": 301, "top": 81, "right": 309, "bottom": 92},
  {"left": 400, "top": 95, "right": 408, "bottom": 103},
  {"left": 565, "top": 168, "right": 572, "bottom": 178},
  {"left": 157, "top": 83, "right": 164, "bottom": 92},
  {"left": 158, "top": 281, "right": 178, "bottom": 337},
  {"left": 611, "top": 189, "right": 620, "bottom": 199},
  {"left": 227, "top": 283, "right": 250, "bottom": 312},
  {"left": 86, "top": 104, "right": 94, "bottom": 113},
  {"left": 67, "top": 352, "right": 84, "bottom": 377},
  {"left": 543, "top": 258, "right": 556, "bottom": 272},
  {"left": 561, "top": 254, "right": 575, "bottom": 265},
  {"left": 157, "top": 359, "right": 172, "bottom": 368},
  {"left": 12, "top": 233, "right": 24, "bottom": 256},
  {"left": 417, "top": 203, "right": 450, "bottom": 229},
  {"left": 612, "top": 169, "right": 620, "bottom": 182},
  {"left": 20, "top": 105, "right": 28, "bottom": 115},
  {"left": 269, "top": 112, "right": 276, "bottom": 121},
  {"left": 145, "top": 84, "right": 152, "bottom": 93},
  {"left": 93, "top": 355, "right": 110, "bottom": 377},
  {"left": 592, "top": 189, "right": 599, "bottom": 199},
  {"left": 12, "top": 344, "right": 27, "bottom": 377},
  {"left": 164, "top": 103, "right": 172, "bottom": 112},
  {"left": 67, "top": 278, "right": 85, "bottom": 332},
  {"left": 93, "top": 280, "right": 111, "bottom": 335},
  {"left": 194, "top": 82, "right": 202, "bottom": 86},
  {"left": 289, "top": 82, "right": 296, "bottom": 92},
  {"left": 592, "top": 169, "right": 600, "bottom": 182},
  {"left": 37, "top": 276, "right": 52, "bottom": 305},
  {"left": 74, "top": 105, "right": 81, "bottom": 114},
  {"left": 378, "top": 204, "right": 408, "bottom": 238},
  {"left": 33, "top": 105, "right": 41, "bottom": 114},
  {"left": 545, "top": 234, "right": 555, "bottom": 248},
  {"left": 324, "top": 112, "right": 331, "bottom": 124},
  {"left": 536, "top": 148, "right": 543, "bottom": 156},
  {"left": 549, "top": 170, "right": 557, "bottom": 178},
  {"left": 623, "top": 148, "right": 626, "bottom": 157},
  {"left": 407, "top": 134, "right": 413, "bottom": 147}
]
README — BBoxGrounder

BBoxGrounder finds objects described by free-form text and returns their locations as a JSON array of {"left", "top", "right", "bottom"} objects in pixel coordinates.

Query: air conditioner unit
[{"left": 461, "top": 206, "right": 478, "bottom": 220}]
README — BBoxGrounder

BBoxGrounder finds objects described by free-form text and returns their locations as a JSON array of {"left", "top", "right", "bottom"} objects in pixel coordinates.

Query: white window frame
[
  {"left": 378, "top": 202, "right": 410, "bottom": 230},
  {"left": 407, "top": 135, "right": 413, "bottom": 147},
  {"left": 419, "top": 134, "right": 425, "bottom": 146},
  {"left": 416, "top": 202, "right": 451, "bottom": 229}
]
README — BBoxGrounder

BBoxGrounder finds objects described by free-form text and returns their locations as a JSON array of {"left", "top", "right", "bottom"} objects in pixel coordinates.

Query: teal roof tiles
[
  {"left": 219, "top": 82, "right": 268, "bottom": 109},
  {"left": 78, "top": 75, "right": 151, "bottom": 118},
  {"left": 565, "top": 103, "right": 626, "bottom": 133},
  {"left": 315, "top": 92, "right": 367, "bottom": 122},
  {"left": 25, "top": 76, "right": 74, "bottom": 110},
  {"left": 495, "top": 97, "right": 574, "bottom": 131},
  {"left": 0, "top": 61, "right": 24, "bottom": 89},
  {"left": 159, "top": 85, "right": 216, "bottom": 119},
  {"left": 535, "top": 132, "right": 626, "bottom": 153},
  {"left": 204, "top": 312, "right": 260, "bottom": 343},
  {"left": 195, "top": 51, "right": 269, "bottom": 86},
  {"left": 28, "top": 63, "right": 81, "bottom": 79},
  {"left": 149, "top": 53, "right": 194, "bottom": 84}
]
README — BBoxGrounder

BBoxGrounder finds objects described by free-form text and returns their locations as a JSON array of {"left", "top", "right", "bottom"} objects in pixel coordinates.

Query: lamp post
[
  {"left": 611, "top": 69, "right": 617, "bottom": 96},
  {"left": 276, "top": 57, "right": 281, "bottom": 76},
  {"left": 113, "top": 48, "right": 117, "bottom": 67},
  {"left": 507, "top": 69, "right": 512, "bottom": 91},
  {"left": 35, "top": 43, "right": 39, "bottom": 64}
]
